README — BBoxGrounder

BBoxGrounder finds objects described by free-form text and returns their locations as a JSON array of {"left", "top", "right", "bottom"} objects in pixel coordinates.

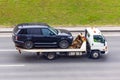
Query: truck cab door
[{"left": 92, "top": 35, "right": 105, "bottom": 50}]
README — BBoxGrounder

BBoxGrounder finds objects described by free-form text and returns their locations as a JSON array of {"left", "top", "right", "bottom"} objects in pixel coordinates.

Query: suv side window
[
  {"left": 18, "top": 29, "right": 27, "bottom": 34},
  {"left": 41, "top": 28, "right": 53, "bottom": 36},
  {"left": 27, "top": 28, "right": 42, "bottom": 35}
]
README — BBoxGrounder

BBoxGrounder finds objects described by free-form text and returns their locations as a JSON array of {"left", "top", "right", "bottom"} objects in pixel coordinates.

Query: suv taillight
[{"left": 15, "top": 36, "right": 18, "bottom": 40}]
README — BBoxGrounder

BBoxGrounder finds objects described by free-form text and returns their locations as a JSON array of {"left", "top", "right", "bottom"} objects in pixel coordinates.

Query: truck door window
[{"left": 94, "top": 35, "right": 105, "bottom": 43}]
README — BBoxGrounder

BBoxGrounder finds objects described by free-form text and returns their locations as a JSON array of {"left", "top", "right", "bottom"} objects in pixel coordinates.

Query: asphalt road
[{"left": 0, "top": 35, "right": 120, "bottom": 80}]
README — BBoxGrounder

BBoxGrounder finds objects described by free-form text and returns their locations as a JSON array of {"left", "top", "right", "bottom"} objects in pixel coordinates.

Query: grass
[{"left": 0, "top": 0, "right": 120, "bottom": 27}]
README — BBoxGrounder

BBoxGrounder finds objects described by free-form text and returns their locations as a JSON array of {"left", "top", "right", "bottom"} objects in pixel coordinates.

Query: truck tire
[
  {"left": 24, "top": 41, "right": 33, "bottom": 49},
  {"left": 59, "top": 40, "right": 69, "bottom": 49},
  {"left": 91, "top": 51, "right": 100, "bottom": 59},
  {"left": 44, "top": 52, "right": 56, "bottom": 60}
]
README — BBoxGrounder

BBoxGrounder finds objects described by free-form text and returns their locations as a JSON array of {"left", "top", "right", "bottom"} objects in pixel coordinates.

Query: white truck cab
[{"left": 85, "top": 27, "right": 108, "bottom": 59}]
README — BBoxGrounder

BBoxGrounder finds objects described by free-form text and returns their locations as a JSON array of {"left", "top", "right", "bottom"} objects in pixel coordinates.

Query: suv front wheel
[
  {"left": 59, "top": 40, "right": 69, "bottom": 49},
  {"left": 24, "top": 41, "right": 33, "bottom": 49}
]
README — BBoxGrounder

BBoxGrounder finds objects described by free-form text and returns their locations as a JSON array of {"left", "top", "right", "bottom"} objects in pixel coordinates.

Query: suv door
[
  {"left": 41, "top": 28, "right": 58, "bottom": 47},
  {"left": 27, "top": 28, "right": 43, "bottom": 45}
]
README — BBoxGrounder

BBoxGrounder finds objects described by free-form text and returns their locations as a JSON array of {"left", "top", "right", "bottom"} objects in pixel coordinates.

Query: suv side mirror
[{"left": 49, "top": 32, "right": 55, "bottom": 36}]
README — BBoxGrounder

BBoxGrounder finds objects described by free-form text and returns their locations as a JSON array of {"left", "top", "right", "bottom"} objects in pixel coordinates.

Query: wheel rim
[
  {"left": 93, "top": 52, "right": 99, "bottom": 58},
  {"left": 59, "top": 40, "right": 69, "bottom": 49},
  {"left": 25, "top": 41, "right": 33, "bottom": 49}
]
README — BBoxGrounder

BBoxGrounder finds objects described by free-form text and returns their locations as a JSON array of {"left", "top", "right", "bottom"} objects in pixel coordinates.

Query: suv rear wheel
[
  {"left": 24, "top": 41, "right": 33, "bottom": 49},
  {"left": 59, "top": 40, "right": 69, "bottom": 49}
]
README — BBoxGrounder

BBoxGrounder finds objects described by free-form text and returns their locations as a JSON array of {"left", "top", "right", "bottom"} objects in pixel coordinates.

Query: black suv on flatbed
[{"left": 12, "top": 23, "right": 73, "bottom": 49}]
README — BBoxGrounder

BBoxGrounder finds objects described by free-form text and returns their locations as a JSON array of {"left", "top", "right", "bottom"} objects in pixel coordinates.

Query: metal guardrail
[
  {"left": 0, "top": 30, "right": 120, "bottom": 33},
  {"left": 70, "top": 30, "right": 120, "bottom": 32}
]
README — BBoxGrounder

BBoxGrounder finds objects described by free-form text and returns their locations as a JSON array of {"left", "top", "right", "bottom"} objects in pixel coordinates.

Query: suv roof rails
[{"left": 16, "top": 23, "right": 50, "bottom": 27}]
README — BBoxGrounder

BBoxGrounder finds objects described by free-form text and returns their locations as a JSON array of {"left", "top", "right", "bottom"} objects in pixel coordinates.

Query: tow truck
[{"left": 16, "top": 27, "right": 108, "bottom": 60}]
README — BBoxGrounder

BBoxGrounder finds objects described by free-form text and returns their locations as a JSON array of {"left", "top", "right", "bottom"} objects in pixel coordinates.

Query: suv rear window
[
  {"left": 18, "top": 29, "right": 27, "bottom": 34},
  {"left": 13, "top": 26, "right": 19, "bottom": 34}
]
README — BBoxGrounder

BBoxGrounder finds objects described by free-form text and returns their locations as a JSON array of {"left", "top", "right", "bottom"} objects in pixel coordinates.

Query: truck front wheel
[{"left": 91, "top": 51, "right": 100, "bottom": 59}]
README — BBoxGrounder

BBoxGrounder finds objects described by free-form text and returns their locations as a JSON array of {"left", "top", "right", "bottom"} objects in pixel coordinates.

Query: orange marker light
[{"left": 94, "top": 30, "right": 96, "bottom": 33}]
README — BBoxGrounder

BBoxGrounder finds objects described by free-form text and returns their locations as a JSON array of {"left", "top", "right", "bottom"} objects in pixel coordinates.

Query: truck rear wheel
[
  {"left": 44, "top": 52, "right": 56, "bottom": 60},
  {"left": 91, "top": 51, "right": 100, "bottom": 59}
]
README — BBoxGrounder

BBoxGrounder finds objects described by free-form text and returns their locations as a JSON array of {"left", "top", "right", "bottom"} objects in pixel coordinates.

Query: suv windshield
[
  {"left": 94, "top": 35, "right": 105, "bottom": 43},
  {"left": 49, "top": 27, "right": 58, "bottom": 34}
]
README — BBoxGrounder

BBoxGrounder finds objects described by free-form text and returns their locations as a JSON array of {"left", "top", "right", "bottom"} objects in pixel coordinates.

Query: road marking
[
  {"left": 0, "top": 33, "right": 12, "bottom": 37},
  {"left": 0, "top": 64, "right": 25, "bottom": 67},
  {"left": 0, "top": 35, "right": 11, "bottom": 37},
  {"left": 0, "top": 49, "right": 17, "bottom": 52}
]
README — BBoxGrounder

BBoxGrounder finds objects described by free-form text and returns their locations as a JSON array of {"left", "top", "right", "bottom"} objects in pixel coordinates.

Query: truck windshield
[
  {"left": 49, "top": 26, "right": 58, "bottom": 34},
  {"left": 94, "top": 35, "right": 105, "bottom": 43}
]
